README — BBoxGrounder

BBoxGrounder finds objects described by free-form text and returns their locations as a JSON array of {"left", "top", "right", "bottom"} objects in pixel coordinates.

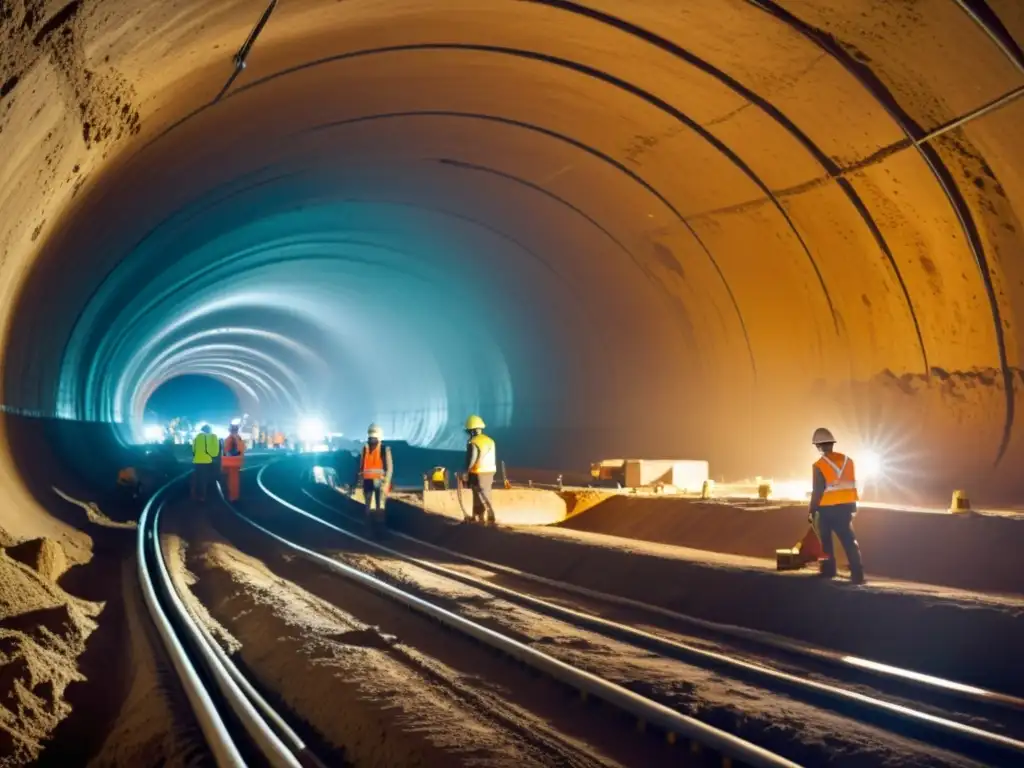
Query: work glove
[{"left": 807, "top": 510, "right": 815, "bottom": 524}]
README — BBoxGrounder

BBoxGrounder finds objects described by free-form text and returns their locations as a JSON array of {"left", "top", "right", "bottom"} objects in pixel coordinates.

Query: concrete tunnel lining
[{"left": 1, "top": 0, "right": 1024, "bottom": 540}]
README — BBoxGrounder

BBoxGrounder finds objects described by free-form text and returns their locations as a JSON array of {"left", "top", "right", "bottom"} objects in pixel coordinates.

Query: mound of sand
[
  {"left": 0, "top": 537, "right": 100, "bottom": 766},
  {"left": 5, "top": 539, "right": 69, "bottom": 584}
]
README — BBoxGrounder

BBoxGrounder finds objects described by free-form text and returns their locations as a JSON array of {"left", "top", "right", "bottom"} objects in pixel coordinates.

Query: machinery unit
[{"left": 623, "top": 459, "right": 709, "bottom": 492}]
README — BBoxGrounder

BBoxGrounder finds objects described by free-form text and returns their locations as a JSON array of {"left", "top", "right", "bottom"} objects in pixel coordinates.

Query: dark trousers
[
  {"left": 817, "top": 504, "right": 864, "bottom": 578},
  {"left": 363, "top": 479, "right": 387, "bottom": 518},
  {"left": 469, "top": 472, "right": 495, "bottom": 522},
  {"left": 191, "top": 464, "right": 216, "bottom": 501}
]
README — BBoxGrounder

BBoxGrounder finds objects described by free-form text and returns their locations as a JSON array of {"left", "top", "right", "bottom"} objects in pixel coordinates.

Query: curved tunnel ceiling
[{"left": 2, "top": 0, "right": 1024, "bottom": 503}]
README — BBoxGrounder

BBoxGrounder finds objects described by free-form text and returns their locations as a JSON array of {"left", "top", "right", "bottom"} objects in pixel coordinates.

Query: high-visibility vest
[
  {"left": 360, "top": 444, "right": 386, "bottom": 480},
  {"left": 815, "top": 452, "right": 858, "bottom": 506},
  {"left": 468, "top": 434, "right": 497, "bottom": 474},
  {"left": 192, "top": 433, "right": 220, "bottom": 464},
  {"left": 222, "top": 435, "right": 245, "bottom": 468}
]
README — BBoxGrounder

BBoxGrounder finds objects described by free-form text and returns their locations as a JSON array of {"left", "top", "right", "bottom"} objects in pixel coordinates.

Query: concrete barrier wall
[
  {"left": 559, "top": 495, "right": 1024, "bottom": 595},
  {"left": 422, "top": 488, "right": 567, "bottom": 526}
]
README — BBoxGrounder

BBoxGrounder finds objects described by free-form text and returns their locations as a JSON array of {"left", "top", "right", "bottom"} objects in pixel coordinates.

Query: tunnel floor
[{"left": 4, "top": 455, "right": 1024, "bottom": 767}]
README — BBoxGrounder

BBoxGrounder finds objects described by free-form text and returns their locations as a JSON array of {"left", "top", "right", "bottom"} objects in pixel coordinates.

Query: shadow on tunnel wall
[{"left": 2, "top": 413, "right": 146, "bottom": 513}]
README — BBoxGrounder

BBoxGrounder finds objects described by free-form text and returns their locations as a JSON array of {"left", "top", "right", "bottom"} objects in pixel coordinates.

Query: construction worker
[
  {"left": 221, "top": 423, "right": 246, "bottom": 502},
  {"left": 117, "top": 466, "right": 141, "bottom": 502},
  {"left": 429, "top": 466, "right": 447, "bottom": 490},
  {"left": 356, "top": 424, "right": 393, "bottom": 531},
  {"left": 191, "top": 424, "right": 220, "bottom": 502},
  {"left": 464, "top": 415, "right": 496, "bottom": 525},
  {"left": 809, "top": 427, "right": 866, "bottom": 585}
]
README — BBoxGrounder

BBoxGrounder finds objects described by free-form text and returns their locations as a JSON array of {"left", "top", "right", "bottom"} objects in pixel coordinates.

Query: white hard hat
[
  {"left": 811, "top": 427, "right": 836, "bottom": 445},
  {"left": 367, "top": 423, "right": 383, "bottom": 439}
]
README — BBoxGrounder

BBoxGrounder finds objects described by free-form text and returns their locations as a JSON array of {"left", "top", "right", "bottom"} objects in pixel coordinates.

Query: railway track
[
  {"left": 142, "top": 465, "right": 798, "bottom": 767},
  {"left": 137, "top": 474, "right": 328, "bottom": 768},
  {"left": 249, "top": 460, "right": 1024, "bottom": 767}
]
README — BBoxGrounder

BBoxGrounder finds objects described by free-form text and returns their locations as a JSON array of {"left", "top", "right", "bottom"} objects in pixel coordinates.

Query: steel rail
[
  {"left": 249, "top": 465, "right": 799, "bottom": 768},
  {"left": 137, "top": 479, "right": 247, "bottom": 768},
  {"left": 302, "top": 489, "right": 1024, "bottom": 708},
  {"left": 393, "top": 499, "right": 1024, "bottom": 709},
  {"left": 138, "top": 475, "right": 322, "bottom": 768},
  {"left": 273, "top": 478, "right": 1024, "bottom": 760}
]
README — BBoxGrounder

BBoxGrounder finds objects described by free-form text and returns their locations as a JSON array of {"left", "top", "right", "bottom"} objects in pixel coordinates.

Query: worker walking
[
  {"left": 221, "top": 423, "right": 246, "bottom": 502},
  {"left": 464, "top": 415, "right": 496, "bottom": 525},
  {"left": 356, "top": 424, "right": 393, "bottom": 533},
  {"left": 809, "top": 428, "right": 866, "bottom": 585},
  {"left": 191, "top": 424, "right": 221, "bottom": 503}
]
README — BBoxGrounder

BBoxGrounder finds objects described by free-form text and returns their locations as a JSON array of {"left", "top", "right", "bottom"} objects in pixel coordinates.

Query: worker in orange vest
[
  {"left": 355, "top": 423, "right": 393, "bottom": 532},
  {"left": 809, "top": 427, "right": 865, "bottom": 584},
  {"left": 221, "top": 423, "right": 246, "bottom": 502}
]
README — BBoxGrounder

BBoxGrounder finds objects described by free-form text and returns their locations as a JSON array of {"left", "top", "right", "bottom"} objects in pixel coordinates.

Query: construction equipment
[
  {"left": 455, "top": 472, "right": 471, "bottom": 522},
  {"left": 776, "top": 525, "right": 826, "bottom": 571}
]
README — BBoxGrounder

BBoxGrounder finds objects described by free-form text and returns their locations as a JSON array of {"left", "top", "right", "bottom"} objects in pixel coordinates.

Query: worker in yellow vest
[
  {"left": 191, "top": 424, "right": 221, "bottom": 503},
  {"left": 809, "top": 427, "right": 865, "bottom": 584},
  {"left": 356, "top": 424, "right": 393, "bottom": 531},
  {"left": 464, "top": 415, "right": 496, "bottom": 525},
  {"left": 221, "top": 423, "right": 246, "bottom": 502}
]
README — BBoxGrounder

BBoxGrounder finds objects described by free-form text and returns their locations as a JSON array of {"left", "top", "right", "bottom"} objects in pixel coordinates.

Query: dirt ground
[
  {"left": 380, "top": 495, "right": 1024, "bottom": 700},
  {"left": 555, "top": 492, "right": 1024, "bottom": 595},
  {"left": 286, "top": 486, "right": 1011, "bottom": 767},
  {"left": 164, "top": 497, "right": 687, "bottom": 768}
]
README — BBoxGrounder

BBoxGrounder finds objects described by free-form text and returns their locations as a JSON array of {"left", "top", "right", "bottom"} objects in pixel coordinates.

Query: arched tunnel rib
[
  {"left": 308, "top": 110, "right": 759, "bottom": 376},
  {"left": 746, "top": 0, "right": 1017, "bottom": 465},
  {"left": 3, "top": 0, "right": 1024, "bottom": 532},
  {"left": 170, "top": 41, "right": 845, "bottom": 345}
]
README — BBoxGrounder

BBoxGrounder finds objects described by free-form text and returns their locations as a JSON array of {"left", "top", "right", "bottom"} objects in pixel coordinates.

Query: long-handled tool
[{"left": 455, "top": 472, "right": 472, "bottom": 522}]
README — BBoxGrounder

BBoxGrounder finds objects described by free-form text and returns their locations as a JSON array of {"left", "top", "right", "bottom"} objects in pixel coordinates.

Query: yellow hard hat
[
  {"left": 811, "top": 427, "right": 836, "bottom": 445},
  {"left": 465, "top": 414, "right": 486, "bottom": 431}
]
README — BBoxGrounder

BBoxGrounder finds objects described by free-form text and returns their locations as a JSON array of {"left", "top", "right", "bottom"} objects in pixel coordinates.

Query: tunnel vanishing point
[{"left": 2, "top": 0, "right": 1024, "bottom": 534}]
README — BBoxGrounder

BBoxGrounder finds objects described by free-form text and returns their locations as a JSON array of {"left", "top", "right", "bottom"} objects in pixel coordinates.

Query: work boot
[{"left": 849, "top": 571, "right": 867, "bottom": 586}]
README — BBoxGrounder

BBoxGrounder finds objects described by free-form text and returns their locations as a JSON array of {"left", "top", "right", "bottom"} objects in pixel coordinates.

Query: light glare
[
  {"left": 299, "top": 416, "right": 327, "bottom": 442},
  {"left": 860, "top": 450, "right": 883, "bottom": 480}
]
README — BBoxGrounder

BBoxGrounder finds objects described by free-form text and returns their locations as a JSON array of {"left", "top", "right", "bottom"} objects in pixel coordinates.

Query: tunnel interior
[{"left": 2, "top": 0, "right": 1024, "bottom": 529}]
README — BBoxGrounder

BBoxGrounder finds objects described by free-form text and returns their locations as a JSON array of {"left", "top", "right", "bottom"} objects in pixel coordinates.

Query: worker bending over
[
  {"left": 809, "top": 427, "right": 866, "bottom": 585},
  {"left": 464, "top": 415, "right": 496, "bottom": 525},
  {"left": 221, "top": 423, "right": 246, "bottom": 502},
  {"left": 117, "top": 466, "right": 141, "bottom": 501},
  {"left": 357, "top": 424, "right": 393, "bottom": 531},
  {"left": 191, "top": 424, "right": 221, "bottom": 503},
  {"left": 429, "top": 466, "right": 448, "bottom": 490}
]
